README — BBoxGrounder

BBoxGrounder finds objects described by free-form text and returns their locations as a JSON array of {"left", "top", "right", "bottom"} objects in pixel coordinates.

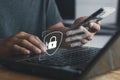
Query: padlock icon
[{"left": 46, "top": 36, "right": 57, "bottom": 50}]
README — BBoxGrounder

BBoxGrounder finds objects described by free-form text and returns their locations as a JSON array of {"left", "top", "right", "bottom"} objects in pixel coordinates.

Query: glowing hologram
[{"left": 43, "top": 31, "right": 63, "bottom": 56}]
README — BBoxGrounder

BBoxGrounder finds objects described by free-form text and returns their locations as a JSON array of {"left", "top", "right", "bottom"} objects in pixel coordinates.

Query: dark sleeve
[{"left": 46, "top": 0, "right": 63, "bottom": 28}]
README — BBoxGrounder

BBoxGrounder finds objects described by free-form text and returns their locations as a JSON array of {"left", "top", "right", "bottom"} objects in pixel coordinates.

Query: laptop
[{"left": 0, "top": 30, "right": 120, "bottom": 80}]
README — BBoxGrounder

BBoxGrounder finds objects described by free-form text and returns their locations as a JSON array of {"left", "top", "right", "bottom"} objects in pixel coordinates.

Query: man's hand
[
  {"left": 43, "top": 16, "right": 100, "bottom": 47},
  {"left": 65, "top": 16, "right": 101, "bottom": 47},
  {"left": 0, "top": 32, "right": 47, "bottom": 56}
]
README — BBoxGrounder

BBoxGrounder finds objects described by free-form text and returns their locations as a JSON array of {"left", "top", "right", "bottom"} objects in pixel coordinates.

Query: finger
[
  {"left": 66, "top": 26, "right": 84, "bottom": 36},
  {"left": 16, "top": 32, "right": 47, "bottom": 52},
  {"left": 69, "top": 39, "right": 89, "bottom": 45},
  {"left": 17, "top": 39, "right": 42, "bottom": 54},
  {"left": 73, "top": 16, "right": 88, "bottom": 26},
  {"left": 65, "top": 34, "right": 87, "bottom": 42},
  {"left": 68, "top": 39, "right": 88, "bottom": 47},
  {"left": 34, "top": 36, "right": 47, "bottom": 52},
  {"left": 70, "top": 42, "right": 83, "bottom": 47},
  {"left": 15, "top": 32, "right": 28, "bottom": 38},
  {"left": 13, "top": 44, "right": 30, "bottom": 55},
  {"left": 81, "top": 26, "right": 94, "bottom": 41},
  {"left": 81, "top": 39, "right": 89, "bottom": 44},
  {"left": 69, "top": 37, "right": 89, "bottom": 47},
  {"left": 89, "top": 22, "right": 100, "bottom": 32},
  {"left": 96, "top": 21, "right": 101, "bottom": 24},
  {"left": 26, "top": 35, "right": 47, "bottom": 52}
]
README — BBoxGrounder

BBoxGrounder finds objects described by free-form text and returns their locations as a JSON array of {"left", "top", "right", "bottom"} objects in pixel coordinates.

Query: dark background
[{"left": 55, "top": 0, "right": 75, "bottom": 20}]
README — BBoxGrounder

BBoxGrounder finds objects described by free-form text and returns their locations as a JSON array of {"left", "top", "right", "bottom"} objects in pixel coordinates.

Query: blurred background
[
  {"left": 56, "top": 0, "right": 118, "bottom": 33},
  {"left": 55, "top": 0, "right": 119, "bottom": 48}
]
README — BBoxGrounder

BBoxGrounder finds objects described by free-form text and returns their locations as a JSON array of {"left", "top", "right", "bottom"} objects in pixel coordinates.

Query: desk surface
[{"left": 0, "top": 66, "right": 120, "bottom": 80}]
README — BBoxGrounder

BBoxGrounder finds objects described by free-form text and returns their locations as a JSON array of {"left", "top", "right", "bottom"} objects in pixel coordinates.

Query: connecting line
[{"left": 16, "top": 52, "right": 49, "bottom": 62}]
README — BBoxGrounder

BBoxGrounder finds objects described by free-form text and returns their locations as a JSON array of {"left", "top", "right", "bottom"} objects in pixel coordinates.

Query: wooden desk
[
  {"left": 90, "top": 69, "right": 120, "bottom": 80},
  {"left": 0, "top": 66, "right": 120, "bottom": 80}
]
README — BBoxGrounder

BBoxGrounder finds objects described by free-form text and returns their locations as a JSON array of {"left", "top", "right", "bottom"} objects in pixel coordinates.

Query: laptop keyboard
[{"left": 17, "top": 47, "right": 100, "bottom": 70}]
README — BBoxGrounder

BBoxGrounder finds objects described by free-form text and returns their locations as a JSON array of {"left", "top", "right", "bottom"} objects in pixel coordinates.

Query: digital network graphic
[{"left": 43, "top": 31, "right": 63, "bottom": 56}]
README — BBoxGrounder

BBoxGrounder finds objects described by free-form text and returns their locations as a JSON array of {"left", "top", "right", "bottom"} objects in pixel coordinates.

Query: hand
[
  {"left": 0, "top": 32, "right": 47, "bottom": 56},
  {"left": 65, "top": 16, "right": 100, "bottom": 47}
]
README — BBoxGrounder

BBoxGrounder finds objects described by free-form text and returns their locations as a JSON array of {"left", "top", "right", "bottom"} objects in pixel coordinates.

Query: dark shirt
[{"left": 0, "top": 0, "right": 62, "bottom": 38}]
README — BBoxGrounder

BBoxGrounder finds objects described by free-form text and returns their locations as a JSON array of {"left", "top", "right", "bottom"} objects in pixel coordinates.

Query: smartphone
[{"left": 70, "top": 7, "right": 115, "bottom": 30}]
